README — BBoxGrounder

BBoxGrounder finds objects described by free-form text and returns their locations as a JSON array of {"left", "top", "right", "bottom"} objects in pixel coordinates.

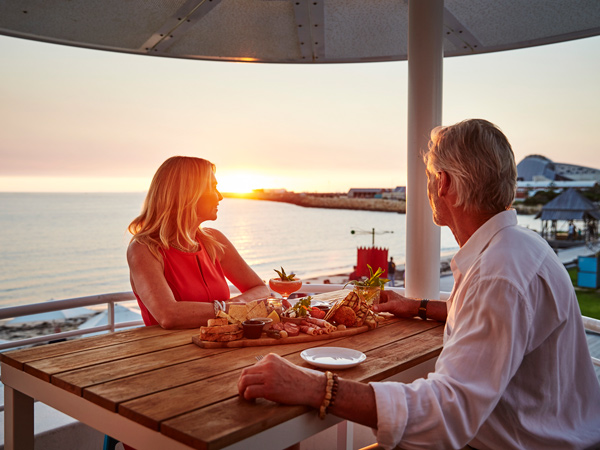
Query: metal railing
[
  {"left": 0, "top": 285, "right": 446, "bottom": 352},
  {"left": 0, "top": 292, "right": 144, "bottom": 351},
  {"left": 0, "top": 286, "right": 596, "bottom": 365}
]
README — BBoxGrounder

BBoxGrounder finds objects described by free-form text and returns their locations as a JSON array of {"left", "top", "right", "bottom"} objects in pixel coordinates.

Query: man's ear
[{"left": 438, "top": 171, "right": 451, "bottom": 197}]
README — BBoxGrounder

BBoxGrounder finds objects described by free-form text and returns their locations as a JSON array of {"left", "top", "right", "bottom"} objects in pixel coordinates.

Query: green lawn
[{"left": 567, "top": 268, "right": 600, "bottom": 320}]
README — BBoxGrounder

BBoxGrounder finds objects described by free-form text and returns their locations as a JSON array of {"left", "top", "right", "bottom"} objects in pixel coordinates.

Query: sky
[{"left": 0, "top": 34, "right": 599, "bottom": 194}]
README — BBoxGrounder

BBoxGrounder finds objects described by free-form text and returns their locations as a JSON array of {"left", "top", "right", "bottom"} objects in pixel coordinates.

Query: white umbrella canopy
[{"left": 0, "top": 0, "right": 598, "bottom": 63}]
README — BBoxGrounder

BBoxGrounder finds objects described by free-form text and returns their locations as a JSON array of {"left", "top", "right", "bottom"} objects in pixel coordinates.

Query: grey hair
[{"left": 423, "top": 119, "right": 517, "bottom": 214}]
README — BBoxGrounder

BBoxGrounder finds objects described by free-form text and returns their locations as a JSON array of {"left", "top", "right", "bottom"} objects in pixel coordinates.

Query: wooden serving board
[{"left": 192, "top": 325, "right": 369, "bottom": 348}]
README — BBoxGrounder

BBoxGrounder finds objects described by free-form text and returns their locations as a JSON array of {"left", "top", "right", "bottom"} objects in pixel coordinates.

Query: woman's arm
[
  {"left": 209, "top": 229, "right": 270, "bottom": 303},
  {"left": 127, "top": 241, "right": 215, "bottom": 329}
]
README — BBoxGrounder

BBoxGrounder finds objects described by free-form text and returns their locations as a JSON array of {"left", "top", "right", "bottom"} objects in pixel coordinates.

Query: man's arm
[
  {"left": 374, "top": 290, "right": 447, "bottom": 322},
  {"left": 238, "top": 353, "right": 379, "bottom": 428}
]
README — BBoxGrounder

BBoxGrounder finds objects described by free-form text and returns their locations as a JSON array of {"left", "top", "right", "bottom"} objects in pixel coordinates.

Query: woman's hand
[{"left": 238, "top": 353, "right": 324, "bottom": 408}]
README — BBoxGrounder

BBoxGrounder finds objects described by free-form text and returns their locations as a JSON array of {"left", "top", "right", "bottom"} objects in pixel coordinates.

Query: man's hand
[
  {"left": 238, "top": 353, "right": 324, "bottom": 408},
  {"left": 376, "top": 291, "right": 448, "bottom": 322},
  {"left": 373, "top": 290, "right": 420, "bottom": 318}
]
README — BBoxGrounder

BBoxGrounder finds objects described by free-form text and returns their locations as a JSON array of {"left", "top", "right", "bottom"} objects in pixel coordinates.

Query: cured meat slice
[
  {"left": 272, "top": 322, "right": 285, "bottom": 331},
  {"left": 283, "top": 322, "right": 300, "bottom": 336},
  {"left": 300, "top": 325, "right": 319, "bottom": 335},
  {"left": 304, "top": 317, "right": 335, "bottom": 333}
]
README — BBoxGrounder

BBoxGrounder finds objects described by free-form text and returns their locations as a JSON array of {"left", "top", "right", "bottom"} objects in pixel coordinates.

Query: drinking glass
[{"left": 268, "top": 278, "right": 302, "bottom": 309}]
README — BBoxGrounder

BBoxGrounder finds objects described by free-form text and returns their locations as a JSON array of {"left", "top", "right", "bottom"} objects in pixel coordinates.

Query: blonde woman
[{"left": 127, "top": 156, "right": 269, "bottom": 329}]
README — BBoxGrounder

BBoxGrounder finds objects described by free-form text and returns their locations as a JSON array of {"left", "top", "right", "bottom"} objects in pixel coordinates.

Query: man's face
[{"left": 426, "top": 168, "right": 446, "bottom": 227}]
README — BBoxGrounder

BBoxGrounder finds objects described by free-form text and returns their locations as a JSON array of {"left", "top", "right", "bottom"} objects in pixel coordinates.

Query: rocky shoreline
[
  {"left": 224, "top": 192, "right": 542, "bottom": 215},
  {"left": 0, "top": 314, "right": 95, "bottom": 342},
  {"left": 224, "top": 192, "right": 406, "bottom": 213}
]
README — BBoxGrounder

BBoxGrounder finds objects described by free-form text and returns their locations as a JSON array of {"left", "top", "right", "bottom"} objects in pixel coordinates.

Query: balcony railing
[
  {"left": 0, "top": 285, "right": 431, "bottom": 352},
  {"left": 2, "top": 286, "right": 596, "bottom": 372}
]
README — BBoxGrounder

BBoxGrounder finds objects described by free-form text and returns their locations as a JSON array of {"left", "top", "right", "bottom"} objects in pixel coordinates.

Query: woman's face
[{"left": 196, "top": 172, "right": 223, "bottom": 223}]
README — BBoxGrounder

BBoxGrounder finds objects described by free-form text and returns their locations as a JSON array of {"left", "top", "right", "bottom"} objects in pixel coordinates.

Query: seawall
[{"left": 224, "top": 192, "right": 406, "bottom": 213}]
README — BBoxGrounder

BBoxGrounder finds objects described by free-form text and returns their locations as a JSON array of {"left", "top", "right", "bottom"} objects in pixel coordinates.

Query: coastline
[
  {"left": 224, "top": 191, "right": 406, "bottom": 213},
  {"left": 223, "top": 191, "right": 542, "bottom": 215}
]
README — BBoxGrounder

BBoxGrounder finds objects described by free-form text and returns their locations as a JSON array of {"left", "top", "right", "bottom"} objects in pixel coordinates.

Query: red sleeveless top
[{"left": 135, "top": 246, "right": 230, "bottom": 326}]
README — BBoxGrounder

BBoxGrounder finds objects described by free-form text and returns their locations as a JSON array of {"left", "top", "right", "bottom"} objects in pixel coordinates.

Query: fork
[{"left": 255, "top": 355, "right": 264, "bottom": 362}]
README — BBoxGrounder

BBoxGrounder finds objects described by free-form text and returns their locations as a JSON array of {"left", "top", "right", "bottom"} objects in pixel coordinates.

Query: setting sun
[{"left": 217, "top": 172, "right": 263, "bottom": 194}]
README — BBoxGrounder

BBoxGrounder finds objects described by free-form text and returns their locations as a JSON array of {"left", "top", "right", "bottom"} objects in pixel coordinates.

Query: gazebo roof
[
  {"left": 0, "top": 0, "right": 599, "bottom": 63},
  {"left": 537, "top": 188, "right": 600, "bottom": 221}
]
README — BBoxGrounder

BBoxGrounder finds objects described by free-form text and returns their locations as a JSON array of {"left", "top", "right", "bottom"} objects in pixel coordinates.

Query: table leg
[
  {"left": 4, "top": 384, "right": 34, "bottom": 450},
  {"left": 337, "top": 420, "right": 353, "bottom": 450}
]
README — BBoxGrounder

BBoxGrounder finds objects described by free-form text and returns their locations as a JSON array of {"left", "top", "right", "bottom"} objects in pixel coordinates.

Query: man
[
  {"left": 238, "top": 119, "right": 600, "bottom": 449},
  {"left": 569, "top": 221, "right": 575, "bottom": 240},
  {"left": 388, "top": 256, "right": 396, "bottom": 287}
]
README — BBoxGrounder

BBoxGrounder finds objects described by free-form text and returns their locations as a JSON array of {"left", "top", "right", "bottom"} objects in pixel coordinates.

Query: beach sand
[{"left": 0, "top": 314, "right": 96, "bottom": 342}]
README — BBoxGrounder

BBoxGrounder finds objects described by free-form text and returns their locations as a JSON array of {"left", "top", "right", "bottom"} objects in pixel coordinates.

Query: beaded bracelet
[
  {"left": 319, "top": 371, "right": 339, "bottom": 419},
  {"left": 327, "top": 373, "right": 339, "bottom": 414}
]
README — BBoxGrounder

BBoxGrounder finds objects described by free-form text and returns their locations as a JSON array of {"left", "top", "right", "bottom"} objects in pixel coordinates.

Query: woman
[{"left": 127, "top": 156, "right": 269, "bottom": 329}]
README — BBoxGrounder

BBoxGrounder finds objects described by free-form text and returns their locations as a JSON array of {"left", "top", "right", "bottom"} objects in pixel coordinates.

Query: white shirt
[{"left": 371, "top": 210, "right": 600, "bottom": 450}]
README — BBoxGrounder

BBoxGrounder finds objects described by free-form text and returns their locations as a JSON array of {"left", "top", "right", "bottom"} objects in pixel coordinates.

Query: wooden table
[{"left": 1, "top": 291, "right": 443, "bottom": 450}]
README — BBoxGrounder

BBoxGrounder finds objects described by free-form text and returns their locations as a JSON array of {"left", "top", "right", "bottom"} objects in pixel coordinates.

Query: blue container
[
  {"left": 578, "top": 256, "right": 598, "bottom": 273},
  {"left": 578, "top": 271, "right": 599, "bottom": 289},
  {"left": 577, "top": 256, "right": 600, "bottom": 289}
]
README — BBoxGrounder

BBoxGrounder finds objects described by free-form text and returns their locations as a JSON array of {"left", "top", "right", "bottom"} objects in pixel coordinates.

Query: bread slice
[
  {"left": 228, "top": 305, "right": 248, "bottom": 324},
  {"left": 246, "top": 300, "right": 267, "bottom": 319},
  {"left": 200, "top": 323, "right": 242, "bottom": 335},
  {"left": 207, "top": 318, "right": 228, "bottom": 327},
  {"left": 200, "top": 330, "right": 244, "bottom": 342},
  {"left": 216, "top": 310, "right": 237, "bottom": 324}
]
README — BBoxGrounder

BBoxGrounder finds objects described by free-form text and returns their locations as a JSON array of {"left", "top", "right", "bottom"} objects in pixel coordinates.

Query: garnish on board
[
  {"left": 284, "top": 296, "right": 312, "bottom": 318},
  {"left": 345, "top": 264, "right": 389, "bottom": 289}
]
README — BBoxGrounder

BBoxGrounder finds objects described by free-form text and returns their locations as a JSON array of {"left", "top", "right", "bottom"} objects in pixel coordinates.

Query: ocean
[{"left": 0, "top": 193, "right": 540, "bottom": 308}]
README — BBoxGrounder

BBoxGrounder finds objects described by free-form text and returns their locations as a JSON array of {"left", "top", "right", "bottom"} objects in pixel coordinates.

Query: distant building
[
  {"left": 347, "top": 187, "right": 406, "bottom": 200},
  {"left": 517, "top": 155, "right": 600, "bottom": 182},
  {"left": 516, "top": 180, "right": 598, "bottom": 200},
  {"left": 382, "top": 186, "right": 406, "bottom": 201},
  {"left": 348, "top": 188, "right": 387, "bottom": 198}
]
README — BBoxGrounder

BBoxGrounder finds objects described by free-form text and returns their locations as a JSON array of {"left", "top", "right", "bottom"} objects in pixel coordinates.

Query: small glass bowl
[
  {"left": 253, "top": 317, "right": 273, "bottom": 330},
  {"left": 242, "top": 320, "right": 266, "bottom": 339}
]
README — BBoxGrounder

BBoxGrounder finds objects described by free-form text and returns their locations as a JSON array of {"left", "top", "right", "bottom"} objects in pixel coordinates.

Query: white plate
[{"left": 300, "top": 347, "right": 366, "bottom": 370}]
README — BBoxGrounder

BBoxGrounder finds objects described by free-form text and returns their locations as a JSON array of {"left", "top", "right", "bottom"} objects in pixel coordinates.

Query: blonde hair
[
  {"left": 128, "top": 156, "right": 224, "bottom": 261},
  {"left": 424, "top": 119, "right": 517, "bottom": 214}
]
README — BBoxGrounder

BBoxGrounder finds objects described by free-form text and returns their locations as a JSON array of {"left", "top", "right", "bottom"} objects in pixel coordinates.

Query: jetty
[{"left": 225, "top": 191, "right": 406, "bottom": 213}]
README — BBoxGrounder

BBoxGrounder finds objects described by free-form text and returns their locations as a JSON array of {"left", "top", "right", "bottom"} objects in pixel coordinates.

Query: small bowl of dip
[
  {"left": 253, "top": 317, "right": 273, "bottom": 331},
  {"left": 242, "top": 320, "right": 266, "bottom": 339}
]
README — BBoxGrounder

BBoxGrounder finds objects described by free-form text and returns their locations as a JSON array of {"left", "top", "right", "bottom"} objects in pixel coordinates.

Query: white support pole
[{"left": 405, "top": 0, "right": 444, "bottom": 299}]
